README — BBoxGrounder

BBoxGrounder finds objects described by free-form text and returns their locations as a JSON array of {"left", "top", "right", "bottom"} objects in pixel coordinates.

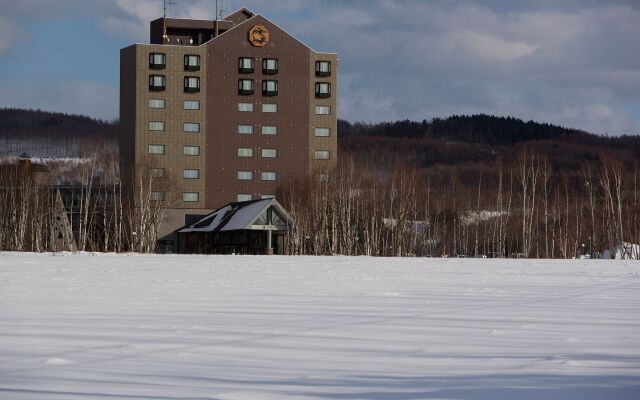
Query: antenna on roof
[
  {"left": 163, "top": 0, "right": 177, "bottom": 43},
  {"left": 219, "top": 0, "right": 225, "bottom": 20},
  {"left": 215, "top": 0, "right": 219, "bottom": 37},
  {"left": 215, "top": 0, "right": 225, "bottom": 37}
]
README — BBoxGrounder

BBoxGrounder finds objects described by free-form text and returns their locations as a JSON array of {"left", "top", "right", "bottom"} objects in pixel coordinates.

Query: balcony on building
[{"left": 149, "top": 18, "right": 235, "bottom": 45}]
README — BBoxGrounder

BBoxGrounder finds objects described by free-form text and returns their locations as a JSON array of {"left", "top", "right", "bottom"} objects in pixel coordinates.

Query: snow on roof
[
  {"left": 178, "top": 198, "right": 292, "bottom": 233},
  {"left": 222, "top": 199, "right": 271, "bottom": 230}
]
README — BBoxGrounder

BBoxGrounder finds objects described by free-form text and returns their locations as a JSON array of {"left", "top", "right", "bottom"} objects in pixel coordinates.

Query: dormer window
[
  {"left": 262, "top": 58, "right": 278, "bottom": 74},
  {"left": 238, "top": 79, "right": 254, "bottom": 95},
  {"left": 239, "top": 57, "right": 255, "bottom": 73},
  {"left": 315, "top": 60, "right": 331, "bottom": 77},
  {"left": 184, "top": 55, "right": 200, "bottom": 71},
  {"left": 149, "top": 53, "right": 166, "bottom": 69},
  {"left": 262, "top": 80, "right": 278, "bottom": 96}
]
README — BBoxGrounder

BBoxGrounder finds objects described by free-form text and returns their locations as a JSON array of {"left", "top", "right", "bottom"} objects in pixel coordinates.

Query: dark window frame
[
  {"left": 315, "top": 82, "right": 331, "bottom": 98},
  {"left": 184, "top": 76, "right": 200, "bottom": 93},
  {"left": 184, "top": 54, "right": 200, "bottom": 71},
  {"left": 262, "top": 80, "right": 278, "bottom": 96},
  {"left": 149, "top": 53, "right": 166, "bottom": 69},
  {"left": 238, "top": 57, "right": 255, "bottom": 73},
  {"left": 262, "top": 58, "right": 279, "bottom": 74},
  {"left": 149, "top": 75, "right": 166, "bottom": 91},
  {"left": 238, "top": 79, "right": 255, "bottom": 95},
  {"left": 315, "top": 61, "right": 331, "bottom": 77}
]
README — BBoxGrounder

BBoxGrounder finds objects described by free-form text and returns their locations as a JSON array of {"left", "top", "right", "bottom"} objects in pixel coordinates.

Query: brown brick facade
[{"left": 120, "top": 8, "right": 337, "bottom": 238}]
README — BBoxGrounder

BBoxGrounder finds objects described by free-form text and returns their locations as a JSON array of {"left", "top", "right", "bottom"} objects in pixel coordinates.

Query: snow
[
  {"left": 180, "top": 199, "right": 277, "bottom": 233},
  {"left": 615, "top": 243, "right": 640, "bottom": 260},
  {"left": 180, "top": 204, "right": 232, "bottom": 233},
  {"left": 1, "top": 253, "right": 639, "bottom": 400},
  {"left": 220, "top": 199, "right": 270, "bottom": 231}
]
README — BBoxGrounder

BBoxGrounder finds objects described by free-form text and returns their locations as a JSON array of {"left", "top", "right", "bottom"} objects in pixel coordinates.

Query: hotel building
[{"left": 120, "top": 8, "right": 337, "bottom": 240}]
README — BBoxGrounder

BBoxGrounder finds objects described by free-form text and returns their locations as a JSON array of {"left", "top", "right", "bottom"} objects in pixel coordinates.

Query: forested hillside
[
  {"left": 0, "top": 108, "right": 118, "bottom": 158},
  {"left": 2, "top": 108, "right": 638, "bottom": 257},
  {"left": 3, "top": 108, "right": 638, "bottom": 169},
  {"left": 339, "top": 115, "right": 640, "bottom": 171}
]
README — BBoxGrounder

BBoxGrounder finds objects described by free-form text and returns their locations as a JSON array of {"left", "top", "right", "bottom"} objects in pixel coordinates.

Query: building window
[
  {"left": 237, "top": 170, "right": 253, "bottom": 180},
  {"left": 150, "top": 168, "right": 165, "bottom": 177},
  {"left": 261, "top": 148, "right": 277, "bottom": 158},
  {"left": 149, "top": 99, "right": 165, "bottom": 109},
  {"left": 237, "top": 147, "right": 254, "bottom": 157},
  {"left": 262, "top": 103, "right": 277, "bottom": 113},
  {"left": 149, "top": 121, "right": 165, "bottom": 131},
  {"left": 183, "top": 192, "right": 199, "bottom": 202},
  {"left": 183, "top": 146, "right": 200, "bottom": 156},
  {"left": 314, "top": 150, "right": 330, "bottom": 160},
  {"left": 261, "top": 171, "right": 277, "bottom": 181},
  {"left": 315, "top": 60, "right": 331, "bottom": 77},
  {"left": 184, "top": 54, "right": 200, "bottom": 71},
  {"left": 237, "top": 194, "right": 252, "bottom": 201},
  {"left": 183, "top": 122, "right": 200, "bottom": 133},
  {"left": 315, "top": 127, "right": 331, "bottom": 137},
  {"left": 238, "top": 102, "right": 254, "bottom": 112},
  {"left": 261, "top": 194, "right": 275, "bottom": 199},
  {"left": 148, "top": 144, "right": 165, "bottom": 155},
  {"left": 261, "top": 125, "right": 277, "bottom": 135},
  {"left": 150, "top": 191, "right": 164, "bottom": 201},
  {"left": 315, "top": 105, "right": 331, "bottom": 115},
  {"left": 262, "top": 58, "right": 278, "bottom": 74},
  {"left": 238, "top": 57, "right": 255, "bottom": 73},
  {"left": 262, "top": 80, "right": 278, "bottom": 96},
  {"left": 184, "top": 76, "right": 200, "bottom": 93},
  {"left": 183, "top": 169, "right": 199, "bottom": 179},
  {"left": 238, "top": 79, "right": 254, "bottom": 95},
  {"left": 184, "top": 100, "right": 200, "bottom": 110},
  {"left": 149, "top": 53, "right": 166, "bottom": 69},
  {"left": 318, "top": 173, "right": 330, "bottom": 183},
  {"left": 315, "top": 82, "right": 331, "bottom": 98},
  {"left": 149, "top": 75, "right": 166, "bottom": 91},
  {"left": 238, "top": 124, "right": 254, "bottom": 134}
]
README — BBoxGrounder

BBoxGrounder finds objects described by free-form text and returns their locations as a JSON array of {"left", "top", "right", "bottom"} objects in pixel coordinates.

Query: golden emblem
[{"left": 248, "top": 25, "right": 269, "bottom": 47}]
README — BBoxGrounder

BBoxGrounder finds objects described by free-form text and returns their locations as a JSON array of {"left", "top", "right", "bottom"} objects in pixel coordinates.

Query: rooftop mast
[
  {"left": 163, "top": 0, "right": 177, "bottom": 43},
  {"left": 215, "top": 0, "right": 225, "bottom": 37}
]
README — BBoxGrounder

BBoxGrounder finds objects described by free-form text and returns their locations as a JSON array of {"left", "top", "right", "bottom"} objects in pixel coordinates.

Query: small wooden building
[{"left": 176, "top": 198, "right": 293, "bottom": 255}]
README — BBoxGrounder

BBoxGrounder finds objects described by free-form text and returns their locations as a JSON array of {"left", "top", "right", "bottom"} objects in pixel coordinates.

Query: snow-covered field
[{"left": 1, "top": 253, "right": 639, "bottom": 400}]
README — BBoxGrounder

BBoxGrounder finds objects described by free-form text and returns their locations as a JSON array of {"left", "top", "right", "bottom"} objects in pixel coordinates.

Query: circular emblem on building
[{"left": 248, "top": 25, "right": 269, "bottom": 47}]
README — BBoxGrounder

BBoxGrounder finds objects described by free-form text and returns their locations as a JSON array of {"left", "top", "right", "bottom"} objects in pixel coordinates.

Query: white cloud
[
  {"left": 0, "top": 16, "right": 23, "bottom": 56},
  {"left": 443, "top": 30, "right": 539, "bottom": 61},
  {"left": 0, "top": 0, "right": 638, "bottom": 134},
  {"left": 0, "top": 80, "right": 118, "bottom": 121},
  {"left": 280, "top": 1, "right": 640, "bottom": 133},
  {"left": 99, "top": 0, "right": 159, "bottom": 41}
]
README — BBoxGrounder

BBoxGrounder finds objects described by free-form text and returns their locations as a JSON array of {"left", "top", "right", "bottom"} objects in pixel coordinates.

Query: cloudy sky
[{"left": 0, "top": 0, "right": 639, "bottom": 134}]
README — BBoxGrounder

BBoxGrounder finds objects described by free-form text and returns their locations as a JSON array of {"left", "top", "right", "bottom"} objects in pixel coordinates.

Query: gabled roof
[
  {"left": 206, "top": 9, "right": 332, "bottom": 54},
  {"left": 178, "top": 198, "right": 293, "bottom": 233},
  {"left": 223, "top": 8, "right": 255, "bottom": 24}
]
